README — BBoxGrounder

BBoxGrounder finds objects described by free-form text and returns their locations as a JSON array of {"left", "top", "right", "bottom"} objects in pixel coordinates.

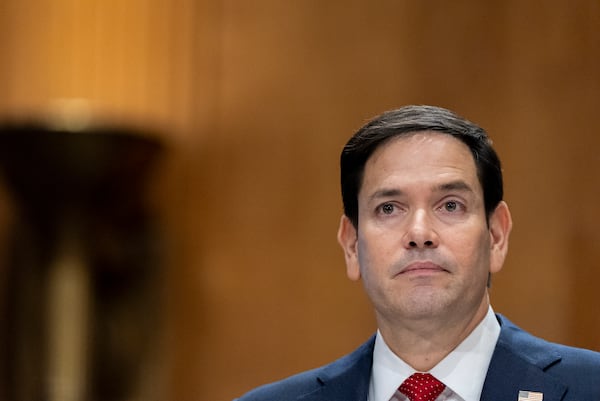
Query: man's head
[
  {"left": 340, "top": 105, "right": 503, "bottom": 228},
  {"left": 336, "top": 105, "right": 512, "bottom": 339}
]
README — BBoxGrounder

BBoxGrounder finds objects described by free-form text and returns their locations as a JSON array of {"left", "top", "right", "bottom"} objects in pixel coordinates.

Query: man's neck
[{"left": 376, "top": 298, "right": 490, "bottom": 371}]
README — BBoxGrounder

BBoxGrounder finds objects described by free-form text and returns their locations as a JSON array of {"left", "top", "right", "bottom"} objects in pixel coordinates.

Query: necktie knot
[{"left": 398, "top": 373, "right": 445, "bottom": 401}]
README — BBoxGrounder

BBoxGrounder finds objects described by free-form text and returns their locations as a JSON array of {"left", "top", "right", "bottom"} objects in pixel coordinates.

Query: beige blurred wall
[{"left": 0, "top": 1, "right": 599, "bottom": 400}]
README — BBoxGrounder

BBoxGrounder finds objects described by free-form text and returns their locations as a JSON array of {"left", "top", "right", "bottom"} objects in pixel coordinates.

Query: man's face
[{"left": 338, "top": 132, "right": 511, "bottom": 328}]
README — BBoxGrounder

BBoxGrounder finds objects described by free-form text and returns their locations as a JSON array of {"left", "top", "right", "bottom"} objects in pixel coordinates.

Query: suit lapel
[{"left": 481, "top": 315, "right": 567, "bottom": 401}]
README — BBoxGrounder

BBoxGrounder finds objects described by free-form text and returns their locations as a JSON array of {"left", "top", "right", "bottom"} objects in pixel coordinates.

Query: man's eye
[
  {"left": 444, "top": 201, "right": 459, "bottom": 212},
  {"left": 380, "top": 203, "right": 395, "bottom": 214}
]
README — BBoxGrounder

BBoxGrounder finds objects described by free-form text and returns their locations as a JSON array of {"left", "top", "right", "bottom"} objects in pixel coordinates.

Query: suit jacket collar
[{"left": 480, "top": 314, "right": 567, "bottom": 401}]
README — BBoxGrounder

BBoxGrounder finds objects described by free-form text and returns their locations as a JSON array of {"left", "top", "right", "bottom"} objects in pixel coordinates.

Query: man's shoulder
[
  {"left": 493, "top": 313, "right": 600, "bottom": 398},
  {"left": 496, "top": 313, "right": 600, "bottom": 367},
  {"left": 234, "top": 365, "right": 325, "bottom": 401},
  {"left": 235, "top": 336, "right": 375, "bottom": 401},
  {"left": 478, "top": 314, "right": 600, "bottom": 400}
]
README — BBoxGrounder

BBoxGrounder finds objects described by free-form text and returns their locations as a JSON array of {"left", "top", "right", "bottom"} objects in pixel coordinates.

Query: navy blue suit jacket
[{"left": 236, "top": 314, "right": 600, "bottom": 401}]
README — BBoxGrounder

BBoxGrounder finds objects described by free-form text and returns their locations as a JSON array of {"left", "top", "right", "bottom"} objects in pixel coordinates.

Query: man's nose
[{"left": 403, "top": 209, "right": 439, "bottom": 249}]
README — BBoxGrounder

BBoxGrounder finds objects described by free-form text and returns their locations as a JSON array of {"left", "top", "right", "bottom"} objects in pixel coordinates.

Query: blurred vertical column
[{"left": 0, "top": 107, "right": 164, "bottom": 401}]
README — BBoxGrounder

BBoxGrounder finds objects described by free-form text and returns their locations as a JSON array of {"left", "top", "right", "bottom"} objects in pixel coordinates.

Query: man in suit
[{"left": 236, "top": 105, "right": 600, "bottom": 401}]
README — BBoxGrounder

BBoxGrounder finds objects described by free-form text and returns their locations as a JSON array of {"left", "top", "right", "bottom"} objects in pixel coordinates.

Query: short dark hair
[{"left": 340, "top": 105, "right": 503, "bottom": 227}]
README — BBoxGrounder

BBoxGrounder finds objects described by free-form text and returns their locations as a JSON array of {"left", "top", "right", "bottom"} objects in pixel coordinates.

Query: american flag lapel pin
[{"left": 518, "top": 390, "right": 543, "bottom": 401}]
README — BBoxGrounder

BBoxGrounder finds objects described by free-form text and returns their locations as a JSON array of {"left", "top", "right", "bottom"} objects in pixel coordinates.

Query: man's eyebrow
[
  {"left": 437, "top": 180, "right": 474, "bottom": 193},
  {"left": 368, "top": 188, "right": 403, "bottom": 202},
  {"left": 367, "top": 181, "right": 474, "bottom": 202}
]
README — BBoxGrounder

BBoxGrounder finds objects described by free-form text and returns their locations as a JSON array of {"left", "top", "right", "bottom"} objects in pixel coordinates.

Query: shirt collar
[{"left": 369, "top": 307, "right": 500, "bottom": 401}]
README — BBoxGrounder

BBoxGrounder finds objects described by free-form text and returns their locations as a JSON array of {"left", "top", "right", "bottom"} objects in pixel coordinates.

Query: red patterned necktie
[{"left": 398, "top": 373, "right": 446, "bottom": 401}]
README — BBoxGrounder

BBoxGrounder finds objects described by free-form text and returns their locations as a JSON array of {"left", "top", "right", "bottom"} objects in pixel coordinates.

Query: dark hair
[{"left": 340, "top": 105, "right": 503, "bottom": 227}]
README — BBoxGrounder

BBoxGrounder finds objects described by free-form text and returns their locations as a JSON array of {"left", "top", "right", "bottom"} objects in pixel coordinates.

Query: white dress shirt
[{"left": 368, "top": 307, "right": 501, "bottom": 401}]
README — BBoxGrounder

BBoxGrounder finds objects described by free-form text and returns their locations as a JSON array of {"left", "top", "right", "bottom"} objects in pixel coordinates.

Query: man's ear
[
  {"left": 337, "top": 215, "right": 361, "bottom": 281},
  {"left": 488, "top": 201, "right": 512, "bottom": 274}
]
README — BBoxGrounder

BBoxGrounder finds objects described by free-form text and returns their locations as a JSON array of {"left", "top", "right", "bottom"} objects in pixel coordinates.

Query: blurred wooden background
[{"left": 0, "top": 1, "right": 598, "bottom": 400}]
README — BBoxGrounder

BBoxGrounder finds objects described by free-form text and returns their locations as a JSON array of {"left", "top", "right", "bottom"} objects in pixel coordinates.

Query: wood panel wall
[{"left": 0, "top": 1, "right": 598, "bottom": 400}]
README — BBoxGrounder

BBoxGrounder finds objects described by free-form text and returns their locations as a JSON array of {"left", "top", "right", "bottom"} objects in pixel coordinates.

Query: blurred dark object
[{"left": 0, "top": 120, "right": 165, "bottom": 401}]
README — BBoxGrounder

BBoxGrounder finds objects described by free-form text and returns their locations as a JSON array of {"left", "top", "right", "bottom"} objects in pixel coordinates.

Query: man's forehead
[
  {"left": 366, "top": 132, "right": 476, "bottom": 170},
  {"left": 370, "top": 130, "right": 470, "bottom": 157},
  {"left": 360, "top": 132, "right": 482, "bottom": 196}
]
